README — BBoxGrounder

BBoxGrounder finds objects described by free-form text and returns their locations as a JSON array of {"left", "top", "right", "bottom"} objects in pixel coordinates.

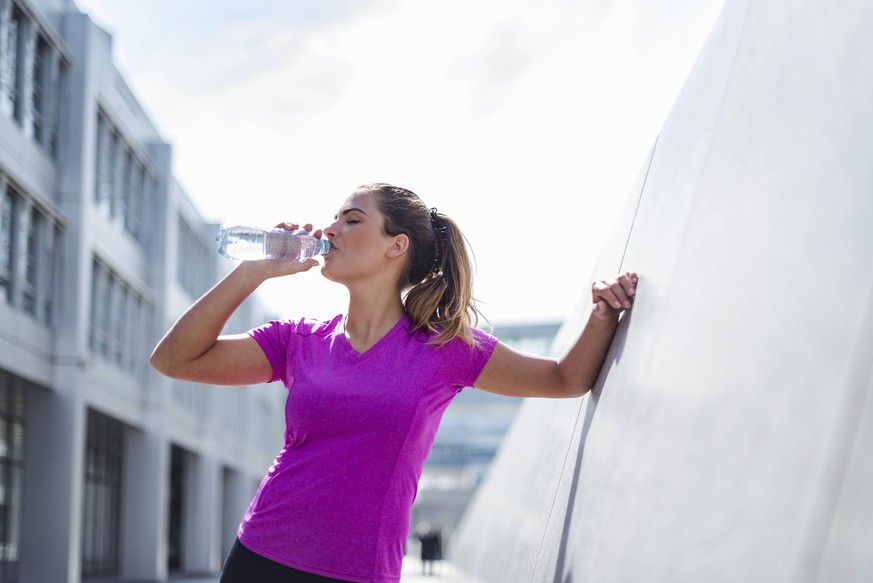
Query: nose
[{"left": 323, "top": 221, "right": 337, "bottom": 240}]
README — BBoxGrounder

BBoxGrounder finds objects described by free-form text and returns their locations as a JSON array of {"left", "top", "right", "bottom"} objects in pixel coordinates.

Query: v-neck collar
[{"left": 337, "top": 314, "right": 409, "bottom": 360}]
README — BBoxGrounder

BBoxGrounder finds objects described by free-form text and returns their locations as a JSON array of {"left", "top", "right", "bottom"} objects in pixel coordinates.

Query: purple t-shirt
[{"left": 239, "top": 314, "right": 497, "bottom": 582}]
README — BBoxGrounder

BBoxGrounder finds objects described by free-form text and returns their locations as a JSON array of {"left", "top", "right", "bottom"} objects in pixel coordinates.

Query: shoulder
[
  {"left": 295, "top": 314, "right": 344, "bottom": 337},
  {"left": 435, "top": 326, "right": 498, "bottom": 363},
  {"left": 440, "top": 326, "right": 498, "bottom": 351},
  {"left": 470, "top": 326, "right": 498, "bottom": 347},
  {"left": 434, "top": 326, "right": 499, "bottom": 389},
  {"left": 247, "top": 314, "right": 344, "bottom": 346}
]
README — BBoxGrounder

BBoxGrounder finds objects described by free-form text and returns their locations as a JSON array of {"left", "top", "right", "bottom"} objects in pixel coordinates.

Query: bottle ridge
[{"left": 216, "top": 226, "right": 332, "bottom": 262}]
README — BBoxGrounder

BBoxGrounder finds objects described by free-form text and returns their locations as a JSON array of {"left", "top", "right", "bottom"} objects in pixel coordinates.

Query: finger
[
  {"left": 612, "top": 287, "right": 632, "bottom": 309},
  {"left": 617, "top": 273, "right": 636, "bottom": 298},
  {"left": 602, "top": 278, "right": 635, "bottom": 309},
  {"left": 300, "top": 223, "right": 314, "bottom": 233},
  {"left": 312, "top": 228, "right": 323, "bottom": 238},
  {"left": 283, "top": 258, "right": 319, "bottom": 274},
  {"left": 612, "top": 281, "right": 634, "bottom": 309},
  {"left": 593, "top": 285, "right": 625, "bottom": 310},
  {"left": 274, "top": 222, "right": 299, "bottom": 231}
]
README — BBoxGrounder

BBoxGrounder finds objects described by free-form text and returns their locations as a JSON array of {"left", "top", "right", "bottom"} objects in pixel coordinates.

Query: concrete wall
[{"left": 450, "top": 0, "right": 873, "bottom": 580}]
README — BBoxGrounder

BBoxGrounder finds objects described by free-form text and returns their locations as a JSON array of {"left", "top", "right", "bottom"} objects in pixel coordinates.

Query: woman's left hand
[{"left": 592, "top": 271, "right": 639, "bottom": 320}]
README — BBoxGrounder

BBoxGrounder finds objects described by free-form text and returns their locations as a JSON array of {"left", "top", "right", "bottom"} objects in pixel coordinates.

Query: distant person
[
  {"left": 151, "top": 183, "right": 637, "bottom": 583},
  {"left": 414, "top": 522, "right": 442, "bottom": 575}
]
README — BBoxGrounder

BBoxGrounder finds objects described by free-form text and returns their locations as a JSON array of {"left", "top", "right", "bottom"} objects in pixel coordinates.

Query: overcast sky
[{"left": 74, "top": 0, "right": 725, "bottom": 325}]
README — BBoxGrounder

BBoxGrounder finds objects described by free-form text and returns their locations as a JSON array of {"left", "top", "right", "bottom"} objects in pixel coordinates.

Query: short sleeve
[
  {"left": 442, "top": 327, "right": 499, "bottom": 392},
  {"left": 247, "top": 319, "right": 300, "bottom": 383},
  {"left": 247, "top": 315, "right": 343, "bottom": 385}
]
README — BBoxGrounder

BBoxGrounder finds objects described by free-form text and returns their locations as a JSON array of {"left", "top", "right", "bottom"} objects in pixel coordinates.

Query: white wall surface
[{"left": 450, "top": 0, "right": 873, "bottom": 580}]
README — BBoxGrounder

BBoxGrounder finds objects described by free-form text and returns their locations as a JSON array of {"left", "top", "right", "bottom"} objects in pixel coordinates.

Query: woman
[{"left": 150, "top": 183, "right": 637, "bottom": 583}]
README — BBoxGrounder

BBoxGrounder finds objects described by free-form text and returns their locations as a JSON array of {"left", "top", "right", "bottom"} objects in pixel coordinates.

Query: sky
[{"left": 74, "top": 0, "right": 725, "bottom": 325}]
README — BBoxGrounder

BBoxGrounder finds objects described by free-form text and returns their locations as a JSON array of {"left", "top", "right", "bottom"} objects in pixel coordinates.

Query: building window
[
  {"left": 167, "top": 445, "right": 186, "bottom": 572},
  {"left": 124, "top": 294, "right": 142, "bottom": 373},
  {"left": 30, "top": 35, "right": 50, "bottom": 143},
  {"left": 93, "top": 109, "right": 156, "bottom": 244},
  {"left": 176, "top": 216, "right": 211, "bottom": 298},
  {"left": 0, "top": 5, "right": 67, "bottom": 155},
  {"left": 89, "top": 259, "right": 109, "bottom": 357},
  {"left": 0, "top": 179, "right": 62, "bottom": 323},
  {"left": 94, "top": 113, "right": 110, "bottom": 212},
  {"left": 20, "top": 207, "right": 40, "bottom": 315},
  {"left": 118, "top": 149, "right": 132, "bottom": 226},
  {"left": 110, "top": 283, "right": 126, "bottom": 365},
  {"left": 41, "top": 224, "right": 57, "bottom": 324},
  {"left": 0, "top": 188, "right": 16, "bottom": 305},
  {"left": 0, "top": 373, "right": 25, "bottom": 583},
  {"left": 81, "top": 409, "right": 123, "bottom": 579},
  {"left": 124, "top": 162, "right": 144, "bottom": 238},
  {"left": 105, "top": 130, "right": 119, "bottom": 218},
  {"left": 89, "top": 259, "right": 153, "bottom": 378},
  {"left": 0, "top": 5, "right": 25, "bottom": 124},
  {"left": 47, "top": 57, "right": 64, "bottom": 158}
]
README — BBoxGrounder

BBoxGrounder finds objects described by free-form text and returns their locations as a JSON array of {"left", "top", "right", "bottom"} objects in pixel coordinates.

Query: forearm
[
  {"left": 150, "top": 262, "right": 266, "bottom": 373},
  {"left": 474, "top": 272, "right": 636, "bottom": 399},
  {"left": 475, "top": 308, "right": 622, "bottom": 399},
  {"left": 555, "top": 310, "right": 620, "bottom": 396}
]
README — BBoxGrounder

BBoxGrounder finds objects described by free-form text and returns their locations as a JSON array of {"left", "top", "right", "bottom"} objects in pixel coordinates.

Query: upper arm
[
  {"left": 153, "top": 333, "right": 274, "bottom": 386},
  {"left": 473, "top": 341, "right": 581, "bottom": 398}
]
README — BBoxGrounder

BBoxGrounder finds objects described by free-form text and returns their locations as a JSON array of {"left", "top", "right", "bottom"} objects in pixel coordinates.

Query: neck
[{"left": 343, "top": 290, "right": 405, "bottom": 351}]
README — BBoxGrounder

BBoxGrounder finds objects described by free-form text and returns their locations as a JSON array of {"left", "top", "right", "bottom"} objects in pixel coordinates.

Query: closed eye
[{"left": 334, "top": 206, "right": 368, "bottom": 222}]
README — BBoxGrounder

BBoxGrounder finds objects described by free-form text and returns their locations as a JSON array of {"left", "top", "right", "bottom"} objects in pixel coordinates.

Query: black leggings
[{"left": 220, "top": 539, "right": 351, "bottom": 583}]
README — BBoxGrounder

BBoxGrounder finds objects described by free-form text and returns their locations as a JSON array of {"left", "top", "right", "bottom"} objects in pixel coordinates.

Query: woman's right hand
[{"left": 244, "top": 221, "right": 324, "bottom": 279}]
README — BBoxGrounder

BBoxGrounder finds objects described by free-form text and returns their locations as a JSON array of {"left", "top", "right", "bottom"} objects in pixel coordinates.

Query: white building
[{"left": 0, "top": 1, "right": 286, "bottom": 582}]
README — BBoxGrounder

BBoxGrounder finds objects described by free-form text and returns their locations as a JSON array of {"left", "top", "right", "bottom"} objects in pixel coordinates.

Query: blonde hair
[{"left": 362, "top": 183, "right": 484, "bottom": 346}]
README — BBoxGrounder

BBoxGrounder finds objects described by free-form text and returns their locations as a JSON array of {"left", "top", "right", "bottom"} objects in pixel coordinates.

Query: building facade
[{"left": 0, "top": 1, "right": 286, "bottom": 582}]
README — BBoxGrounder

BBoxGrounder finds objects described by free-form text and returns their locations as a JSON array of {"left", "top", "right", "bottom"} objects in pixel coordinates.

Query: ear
[{"left": 386, "top": 234, "right": 409, "bottom": 258}]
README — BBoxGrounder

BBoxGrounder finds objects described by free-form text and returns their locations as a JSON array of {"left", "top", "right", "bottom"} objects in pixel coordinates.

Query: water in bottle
[{"left": 216, "top": 226, "right": 332, "bottom": 262}]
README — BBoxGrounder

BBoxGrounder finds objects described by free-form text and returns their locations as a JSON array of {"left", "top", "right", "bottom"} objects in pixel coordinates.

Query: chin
[{"left": 320, "top": 263, "right": 341, "bottom": 283}]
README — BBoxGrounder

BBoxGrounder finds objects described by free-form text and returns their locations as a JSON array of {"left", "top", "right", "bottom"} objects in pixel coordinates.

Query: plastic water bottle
[{"left": 216, "top": 226, "right": 332, "bottom": 261}]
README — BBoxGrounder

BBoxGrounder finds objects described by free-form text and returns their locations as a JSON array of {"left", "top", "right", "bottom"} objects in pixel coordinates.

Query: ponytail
[{"left": 365, "top": 183, "right": 485, "bottom": 346}]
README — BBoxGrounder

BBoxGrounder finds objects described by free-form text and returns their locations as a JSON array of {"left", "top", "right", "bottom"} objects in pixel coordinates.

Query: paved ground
[
  {"left": 398, "top": 556, "right": 461, "bottom": 581},
  {"left": 164, "top": 556, "right": 461, "bottom": 582}
]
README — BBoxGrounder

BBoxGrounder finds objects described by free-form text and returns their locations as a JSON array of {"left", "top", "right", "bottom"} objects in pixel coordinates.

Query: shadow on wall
[{"left": 552, "top": 305, "right": 634, "bottom": 581}]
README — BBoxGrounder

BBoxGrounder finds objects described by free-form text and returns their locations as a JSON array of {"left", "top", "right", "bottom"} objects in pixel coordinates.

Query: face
[{"left": 321, "top": 189, "right": 406, "bottom": 284}]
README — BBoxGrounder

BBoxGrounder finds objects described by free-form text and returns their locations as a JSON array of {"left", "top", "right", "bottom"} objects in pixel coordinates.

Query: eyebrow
[{"left": 334, "top": 207, "right": 368, "bottom": 220}]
